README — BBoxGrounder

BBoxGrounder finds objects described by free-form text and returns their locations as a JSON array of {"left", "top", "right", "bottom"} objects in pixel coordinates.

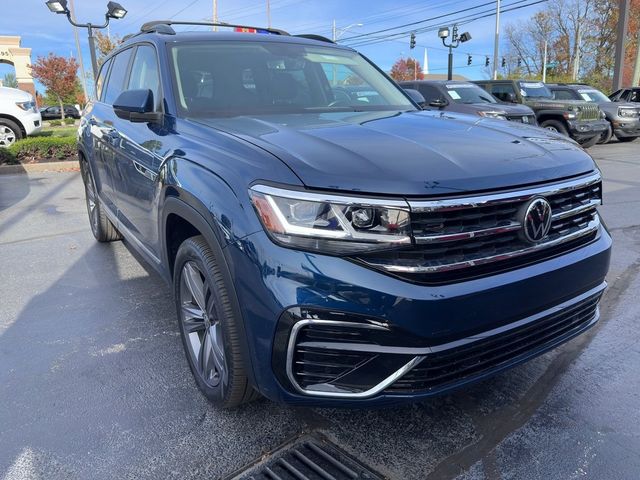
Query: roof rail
[
  {"left": 139, "top": 20, "right": 289, "bottom": 36},
  {"left": 294, "top": 34, "right": 335, "bottom": 44}
]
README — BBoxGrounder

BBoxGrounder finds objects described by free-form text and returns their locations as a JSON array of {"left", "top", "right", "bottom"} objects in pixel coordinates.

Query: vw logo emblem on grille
[{"left": 521, "top": 197, "right": 552, "bottom": 243}]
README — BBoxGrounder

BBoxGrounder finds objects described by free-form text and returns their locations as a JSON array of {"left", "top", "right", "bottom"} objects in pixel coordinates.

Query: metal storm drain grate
[{"left": 227, "top": 433, "right": 383, "bottom": 480}]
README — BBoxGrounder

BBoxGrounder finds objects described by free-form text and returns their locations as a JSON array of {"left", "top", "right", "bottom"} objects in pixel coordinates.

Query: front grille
[
  {"left": 355, "top": 173, "right": 601, "bottom": 284},
  {"left": 386, "top": 289, "right": 602, "bottom": 394},
  {"left": 578, "top": 103, "right": 600, "bottom": 121}
]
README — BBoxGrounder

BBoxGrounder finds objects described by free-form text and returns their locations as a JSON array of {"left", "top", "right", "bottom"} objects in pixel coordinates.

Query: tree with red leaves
[
  {"left": 31, "top": 54, "right": 79, "bottom": 120},
  {"left": 389, "top": 58, "right": 424, "bottom": 82}
]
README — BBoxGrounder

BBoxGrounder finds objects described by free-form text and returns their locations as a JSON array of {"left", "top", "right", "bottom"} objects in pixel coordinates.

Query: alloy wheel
[
  {"left": 544, "top": 126, "right": 559, "bottom": 133},
  {"left": 179, "top": 261, "right": 227, "bottom": 389},
  {"left": 82, "top": 167, "right": 99, "bottom": 234},
  {"left": 0, "top": 126, "right": 17, "bottom": 147}
]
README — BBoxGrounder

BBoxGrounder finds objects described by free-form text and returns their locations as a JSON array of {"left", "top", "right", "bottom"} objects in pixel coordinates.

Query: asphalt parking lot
[{"left": 1, "top": 141, "right": 639, "bottom": 480}]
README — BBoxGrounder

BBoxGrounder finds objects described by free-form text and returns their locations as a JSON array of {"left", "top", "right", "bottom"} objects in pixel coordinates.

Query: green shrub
[
  {"left": 33, "top": 127, "right": 77, "bottom": 138},
  {"left": 0, "top": 136, "right": 77, "bottom": 165},
  {"left": 49, "top": 120, "right": 62, "bottom": 126},
  {"left": 63, "top": 118, "right": 76, "bottom": 125}
]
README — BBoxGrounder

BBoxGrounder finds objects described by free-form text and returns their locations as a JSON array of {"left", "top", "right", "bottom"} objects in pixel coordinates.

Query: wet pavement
[{"left": 1, "top": 141, "right": 638, "bottom": 479}]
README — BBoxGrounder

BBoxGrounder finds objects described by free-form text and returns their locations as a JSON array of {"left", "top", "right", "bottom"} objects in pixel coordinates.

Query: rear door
[
  {"left": 109, "top": 43, "right": 165, "bottom": 258},
  {"left": 88, "top": 49, "right": 134, "bottom": 215}
]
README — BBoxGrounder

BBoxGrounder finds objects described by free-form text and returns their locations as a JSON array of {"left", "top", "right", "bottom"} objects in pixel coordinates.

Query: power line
[{"left": 345, "top": 0, "right": 547, "bottom": 49}]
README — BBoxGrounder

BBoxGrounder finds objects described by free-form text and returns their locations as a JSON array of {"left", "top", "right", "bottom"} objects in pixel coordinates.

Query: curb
[{"left": 0, "top": 160, "right": 79, "bottom": 175}]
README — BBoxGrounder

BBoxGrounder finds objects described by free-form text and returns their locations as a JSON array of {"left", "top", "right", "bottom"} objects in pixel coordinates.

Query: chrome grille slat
[{"left": 355, "top": 172, "right": 602, "bottom": 281}]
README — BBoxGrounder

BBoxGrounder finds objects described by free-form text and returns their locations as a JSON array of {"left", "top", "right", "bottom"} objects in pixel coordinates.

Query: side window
[
  {"left": 103, "top": 48, "right": 133, "bottom": 105},
  {"left": 490, "top": 83, "right": 516, "bottom": 101},
  {"left": 552, "top": 89, "right": 575, "bottom": 101},
  {"left": 95, "top": 58, "right": 111, "bottom": 101},
  {"left": 417, "top": 84, "right": 442, "bottom": 103},
  {"left": 128, "top": 45, "right": 161, "bottom": 110}
]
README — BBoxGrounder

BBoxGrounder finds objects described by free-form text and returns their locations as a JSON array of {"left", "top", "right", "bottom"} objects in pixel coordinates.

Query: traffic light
[
  {"left": 517, "top": 57, "right": 522, "bottom": 67},
  {"left": 467, "top": 55, "right": 472, "bottom": 66},
  {"left": 485, "top": 56, "right": 490, "bottom": 67},
  {"left": 501, "top": 57, "right": 506, "bottom": 68},
  {"left": 410, "top": 32, "right": 416, "bottom": 49}
]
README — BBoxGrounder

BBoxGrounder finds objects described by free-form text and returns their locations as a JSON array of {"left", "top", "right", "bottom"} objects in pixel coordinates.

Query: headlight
[
  {"left": 618, "top": 107, "right": 637, "bottom": 118},
  {"left": 600, "top": 110, "right": 606, "bottom": 119},
  {"left": 563, "top": 112, "right": 577, "bottom": 119},
  {"left": 478, "top": 110, "right": 507, "bottom": 120},
  {"left": 249, "top": 185, "right": 411, "bottom": 254},
  {"left": 15, "top": 101, "right": 36, "bottom": 112}
]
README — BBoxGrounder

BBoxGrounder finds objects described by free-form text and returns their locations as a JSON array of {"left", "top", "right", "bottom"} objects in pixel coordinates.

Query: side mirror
[
  {"left": 429, "top": 98, "right": 449, "bottom": 108},
  {"left": 403, "top": 88, "right": 426, "bottom": 109},
  {"left": 113, "top": 89, "right": 162, "bottom": 123}
]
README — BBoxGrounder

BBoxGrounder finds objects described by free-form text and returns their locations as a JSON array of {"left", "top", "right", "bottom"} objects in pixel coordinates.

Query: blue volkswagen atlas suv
[{"left": 78, "top": 21, "right": 611, "bottom": 408}]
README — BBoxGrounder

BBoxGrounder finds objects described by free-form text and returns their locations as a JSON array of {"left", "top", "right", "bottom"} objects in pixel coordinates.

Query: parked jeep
[
  {"left": 79, "top": 21, "right": 610, "bottom": 408},
  {"left": 474, "top": 80, "right": 607, "bottom": 148},
  {"left": 548, "top": 83, "right": 639, "bottom": 144},
  {"left": 399, "top": 80, "right": 537, "bottom": 125}
]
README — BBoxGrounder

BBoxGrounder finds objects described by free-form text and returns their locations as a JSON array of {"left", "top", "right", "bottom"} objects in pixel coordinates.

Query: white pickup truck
[{"left": 0, "top": 86, "right": 42, "bottom": 147}]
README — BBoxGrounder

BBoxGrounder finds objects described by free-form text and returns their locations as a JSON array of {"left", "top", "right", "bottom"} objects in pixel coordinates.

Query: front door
[{"left": 109, "top": 44, "right": 166, "bottom": 259}]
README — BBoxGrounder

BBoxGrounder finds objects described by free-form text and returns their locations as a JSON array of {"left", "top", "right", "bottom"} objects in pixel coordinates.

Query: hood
[
  {"left": 193, "top": 110, "right": 595, "bottom": 196},
  {"left": 462, "top": 103, "right": 534, "bottom": 115}
]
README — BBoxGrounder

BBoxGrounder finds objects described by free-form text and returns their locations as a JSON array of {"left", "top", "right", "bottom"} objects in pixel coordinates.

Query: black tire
[
  {"left": 598, "top": 123, "right": 613, "bottom": 144},
  {"left": 79, "top": 158, "right": 121, "bottom": 242},
  {"left": 579, "top": 135, "right": 599, "bottom": 149},
  {"left": 174, "top": 235, "right": 258, "bottom": 408},
  {"left": 540, "top": 119, "right": 569, "bottom": 137},
  {"left": 616, "top": 136, "right": 637, "bottom": 143},
  {"left": 0, "top": 118, "right": 22, "bottom": 147}
]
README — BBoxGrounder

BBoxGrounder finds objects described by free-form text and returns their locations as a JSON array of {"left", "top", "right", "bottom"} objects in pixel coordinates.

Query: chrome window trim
[
  {"left": 407, "top": 171, "right": 601, "bottom": 213},
  {"left": 364, "top": 215, "right": 600, "bottom": 274},
  {"left": 286, "top": 283, "right": 605, "bottom": 398}
]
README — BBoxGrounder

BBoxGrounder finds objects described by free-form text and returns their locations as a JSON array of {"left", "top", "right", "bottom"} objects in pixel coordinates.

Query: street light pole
[
  {"left": 441, "top": 24, "right": 470, "bottom": 81},
  {"left": 492, "top": 0, "right": 501, "bottom": 80},
  {"left": 612, "top": 0, "right": 630, "bottom": 91},
  {"left": 46, "top": 0, "right": 128, "bottom": 78}
]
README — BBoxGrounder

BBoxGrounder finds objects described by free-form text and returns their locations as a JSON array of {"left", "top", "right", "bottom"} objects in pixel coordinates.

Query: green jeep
[{"left": 474, "top": 80, "right": 607, "bottom": 148}]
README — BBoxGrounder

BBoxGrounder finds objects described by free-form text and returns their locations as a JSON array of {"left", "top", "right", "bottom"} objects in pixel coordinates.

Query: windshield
[
  {"left": 519, "top": 82, "right": 553, "bottom": 99},
  {"left": 578, "top": 89, "right": 610, "bottom": 103},
  {"left": 444, "top": 83, "right": 497, "bottom": 104},
  {"left": 169, "top": 40, "right": 415, "bottom": 117}
]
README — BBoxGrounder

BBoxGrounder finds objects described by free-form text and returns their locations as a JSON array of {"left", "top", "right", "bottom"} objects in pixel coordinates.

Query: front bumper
[
  {"left": 612, "top": 118, "right": 640, "bottom": 138},
  {"left": 226, "top": 225, "right": 611, "bottom": 407},
  {"left": 23, "top": 112, "right": 42, "bottom": 136},
  {"left": 567, "top": 119, "right": 608, "bottom": 141}
]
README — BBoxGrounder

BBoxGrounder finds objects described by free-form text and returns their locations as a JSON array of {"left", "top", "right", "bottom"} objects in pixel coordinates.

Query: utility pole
[
  {"left": 573, "top": 22, "right": 582, "bottom": 81},
  {"left": 612, "top": 0, "right": 630, "bottom": 90},
  {"left": 212, "top": 0, "right": 218, "bottom": 31},
  {"left": 68, "top": 0, "right": 89, "bottom": 101},
  {"left": 542, "top": 40, "right": 548, "bottom": 83},
  {"left": 632, "top": 28, "right": 640, "bottom": 86},
  {"left": 266, "top": 0, "right": 271, "bottom": 28},
  {"left": 492, "top": 0, "right": 501, "bottom": 80}
]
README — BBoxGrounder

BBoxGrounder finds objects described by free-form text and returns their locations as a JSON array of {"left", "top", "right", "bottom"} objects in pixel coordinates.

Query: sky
[{"left": 0, "top": 0, "right": 544, "bottom": 96}]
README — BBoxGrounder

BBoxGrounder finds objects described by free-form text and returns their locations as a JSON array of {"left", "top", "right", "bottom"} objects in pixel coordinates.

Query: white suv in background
[{"left": 0, "top": 86, "right": 42, "bottom": 147}]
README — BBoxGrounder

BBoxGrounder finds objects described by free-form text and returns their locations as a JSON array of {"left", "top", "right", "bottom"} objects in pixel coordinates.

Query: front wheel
[
  {"left": 598, "top": 123, "right": 613, "bottom": 144},
  {"left": 540, "top": 119, "right": 569, "bottom": 136},
  {"left": 174, "top": 236, "right": 258, "bottom": 408},
  {"left": 0, "top": 119, "right": 22, "bottom": 147},
  {"left": 579, "top": 135, "right": 599, "bottom": 149}
]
